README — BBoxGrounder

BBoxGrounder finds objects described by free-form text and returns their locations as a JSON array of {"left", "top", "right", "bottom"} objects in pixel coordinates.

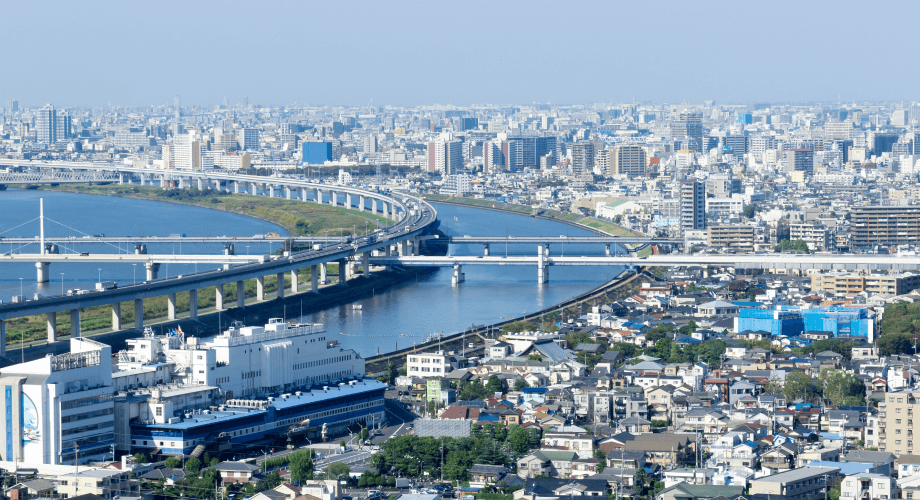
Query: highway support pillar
[
  {"left": 251, "top": 183, "right": 257, "bottom": 195},
  {"left": 36, "top": 262, "right": 50, "bottom": 283},
  {"left": 189, "top": 290, "right": 198, "bottom": 320},
  {"left": 268, "top": 185, "right": 275, "bottom": 198},
  {"left": 483, "top": 244, "right": 490, "bottom": 256},
  {"left": 346, "top": 194, "right": 353, "bottom": 209},
  {"left": 119, "top": 175, "right": 124, "bottom": 185},
  {"left": 256, "top": 276, "right": 265, "bottom": 300},
  {"left": 145, "top": 262, "right": 160, "bottom": 281},
  {"left": 329, "top": 192, "right": 336, "bottom": 206},
  {"left": 70, "top": 309, "right": 81, "bottom": 338},
  {"left": 291, "top": 270, "right": 299, "bottom": 293},
  {"left": 315, "top": 188, "right": 322, "bottom": 204},
  {"left": 362, "top": 252, "right": 370, "bottom": 278},
  {"left": 359, "top": 195, "right": 365, "bottom": 212},
  {"left": 605, "top": 244, "right": 611, "bottom": 257},
  {"left": 47, "top": 313, "right": 57, "bottom": 342},
  {"left": 338, "top": 259, "right": 347, "bottom": 286},
  {"left": 215, "top": 180, "right": 222, "bottom": 191},
  {"left": 215, "top": 284, "right": 224, "bottom": 310},
  {"left": 285, "top": 186, "right": 291, "bottom": 200},
  {"left": 537, "top": 245, "right": 548, "bottom": 284},
  {"left": 276, "top": 272, "right": 286, "bottom": 299},
  {"left": 197, "top": 178, "right": 203, "bottom": 190},
  {"left": 320, "top": 263, "right": 327, "bottom": 284},
  {"left": 235, "top": 181, "right": 240, "bottom": 194},
  {"left": 311, "top": 265, "right": 319, "bottom": 292},
  {"left": 302, "top": 188, "right": 308, "bottom": 202},
  {"left": 0, "top": 319, "right": 5, "bottom": 357},
  {"left": 112, "top": 303, "right": 121, "bottom": 331},
  {"left": 134, "top": 299, "right": 143, "bottom": 330},
  {"left": 371, "top": 198, "right": 378, "bottom": 214},
  {"left": 236, "top": 281, "right": 245, "bottom": 308},
  {"left": 452, "top": 264, "right": 465, "bottom": 286},
  {"left": 543, "top": 243, "right": 550, "bottom": 256},
  {"left": 167, "top": 293, "right": 177, "bottom": 320}
]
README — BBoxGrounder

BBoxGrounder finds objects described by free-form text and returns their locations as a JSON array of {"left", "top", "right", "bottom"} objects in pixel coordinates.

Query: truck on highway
[{"left": 95, "top": 281, "right": 117, "bottom": 291}]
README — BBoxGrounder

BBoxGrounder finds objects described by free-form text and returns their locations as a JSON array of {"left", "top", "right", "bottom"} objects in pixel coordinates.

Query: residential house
[
  {"left": 840, "top": 473, "right": 894, "bottom": 500},
  {"left": 469, "top": 465, "right": 507, "bottom": 488},
  {"left": 655, "top": 484, "right": 745, "bottom": 500},
  {"left": 749, "top": 466, "right": 841, "bottom": 500},
  {"left": 663, "top": 468, "right": 716, "bottom": 488},
  {"left": 214, "top": 461, "right": 261, "bottom": 484}
]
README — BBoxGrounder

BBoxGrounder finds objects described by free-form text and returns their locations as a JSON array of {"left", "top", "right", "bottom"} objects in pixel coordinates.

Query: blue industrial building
[
  {"left": 803, "top": 307, "right": 874, "bottom": 341},
  {"left": 303, "top": 142, "right": 333, "bottom": 165},
  {"left": 130, "top": 378, "right": 386, "bottom": 455},
  {"left": 735, "top": 308, "right": 804, "bottom": 337}
]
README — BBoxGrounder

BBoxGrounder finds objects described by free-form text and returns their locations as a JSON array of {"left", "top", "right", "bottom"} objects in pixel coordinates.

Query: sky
[{"left": 3, "top": 0, "right": 919, "bottom": 108}]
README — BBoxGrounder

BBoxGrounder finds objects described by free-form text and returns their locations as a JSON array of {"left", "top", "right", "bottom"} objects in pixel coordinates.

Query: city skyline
[{"left": 3, "top": 0, "right": 918, "bottom": 106}]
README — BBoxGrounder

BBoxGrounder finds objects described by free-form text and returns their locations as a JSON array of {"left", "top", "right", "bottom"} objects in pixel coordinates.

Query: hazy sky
[{"left": 3, "top": 1, "right": 918, "bottom": 108}]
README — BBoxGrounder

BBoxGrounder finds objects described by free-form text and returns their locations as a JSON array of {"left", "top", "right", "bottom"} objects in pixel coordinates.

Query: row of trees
[{"left": 769, "top": 368, "right": 867, "bottom": 407}]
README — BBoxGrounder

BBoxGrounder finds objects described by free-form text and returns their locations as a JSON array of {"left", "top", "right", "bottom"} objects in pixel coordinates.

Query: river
[{"left": 0, "top": 191, "right": 622, "bottom": 357}]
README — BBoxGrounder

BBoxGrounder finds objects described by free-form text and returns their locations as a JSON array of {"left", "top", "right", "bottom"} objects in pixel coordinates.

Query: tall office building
[
  {"left": 239, "top": 128, "right": 259, "bottom": 150},
  {"left": 501, "top": 139, "right": 524, "bottom": 172},
  {"left": 720, "top": 134, "right": 748, "bottom": 158},
  {"left": 785, "top": 149, "right": 814, "bottom": 176},
  {"left": 608, "top": 145, "right": 647, "bottom": 177},
  {"left": 570, "top": 141, "right": 595, "bottom": 175},
  {"left": 4, "top": 100, "right": 18, "bottom": 114},
  {"left": 868, "top": 132, "right": 899, "bottom": 156},
  {"left": 35, "top": 105, "right": 71, "bottom": 144},
  {"left": 671, "top": 112, "right": 703, "bottom": 150},
  {"left": 824, "top": 121, "right": 854, "bottom": 141},
  {"left": 851, "top": 206, "right": 920, "bottom": 248},
  {"left": 680, "top": 180, "right": 705, "bottom": 231},
  {"left": 427, "top": 140, "right": 463, "bottom": 175}
]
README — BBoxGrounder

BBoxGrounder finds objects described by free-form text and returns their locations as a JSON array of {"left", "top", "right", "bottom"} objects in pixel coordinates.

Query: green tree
[
  {"left": 164, "top": 456, "right": 180, "bottom": 469},
  {"left": 184, "top": 457, "right": 201, "bottom": 474},
  {"left": 783, "top": 371, "right": 816, "bottom": 402},
  {"left": 678, "top": 321, "right": 699, "bottom": 335},
  {"left": 821, "top": 368, "right": 866, "bottom": 407},
  {"left": 486, "top": 375, "right": 502, "bottom": 394},
  {"left": 742, "top": 204, "right": 760, "bottom": 218},
  {"left": 514, "top": 379, "right": 528, "bottom": 391},
  {"left": 877, "top": 333, "right": 913, "bottom": 356},
  {"left": 327, "top": 462, "right": 350, "bottom": 480},
  {"left": 506, "top": 425, "right": 532, "bottom": 454},
  {"left": 132, "top": 452, "right": 149, "bottom": 463},
  {"left": 289, "top": 449, "right": 315, "bottom": 483}
]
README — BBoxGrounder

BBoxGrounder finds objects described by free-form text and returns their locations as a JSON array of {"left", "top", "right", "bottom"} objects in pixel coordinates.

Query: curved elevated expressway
[{"left": 0, "top": 162, "right": 439, "bottom": 354}]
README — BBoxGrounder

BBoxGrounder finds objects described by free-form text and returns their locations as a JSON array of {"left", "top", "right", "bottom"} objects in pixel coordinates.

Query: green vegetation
[
  {"left": 820, "top": 368, "right": 867, "bottom": 407},
  {"left": 40, "top": 184, "right": 389, "bottom": 237},
  {"left": 774, "top": 238, "right": 810, "bottom": 253},
  {"left": 783, "top": 371, "right": 817, "bottom": 401}
]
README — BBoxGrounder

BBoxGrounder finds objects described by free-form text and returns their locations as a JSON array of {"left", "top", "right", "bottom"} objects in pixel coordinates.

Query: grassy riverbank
[{"left": 34, "top": 184, "right": 390, "bottom": 237}]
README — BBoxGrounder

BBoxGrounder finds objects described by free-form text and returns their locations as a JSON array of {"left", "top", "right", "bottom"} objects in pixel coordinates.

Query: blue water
[
  {"left": 0, "top": 191, "right": 622, "bottom": 356},
  {"left": 0, "top": 189, "right": 287, "bottom": 300}
]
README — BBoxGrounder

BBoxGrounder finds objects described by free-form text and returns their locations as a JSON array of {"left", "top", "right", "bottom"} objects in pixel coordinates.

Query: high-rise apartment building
[
  {"left": 483, "top": 141, "right": 503, "bottom": 173},
  {"left": 363, "top": 134, "right": 377, "bottom": 154},
  {"left": 35, "top": 104, "right": 71, "bottom": 143},
  {"left": 302, "top": 142, "right": 333, "bottom": 165},
  {"left": 4, "top": 100, "right": 18, "bottom": 114},
  {"left": 239, "top": 128, "right": 259, "bottom": 150},
  {"left": 671, "top": 112, "right": 703, "bottom": 150},
  {"left": 680, "top": 180, "right": 705, "bottom": 230},
  {"left": 609, "top": 145, "right": 647, "bottom": 177},
  {"left": 502, "top": 140, "right": 524, "bottom": 172},
  {"left": 427, "top": 140, "right": 463, "bottom": 175},
  {"left": 851, "top": 206, "right": 920, "bottom": 248},
  {"left": 163, "top": 133, "right": 201, "bottom": 171},
  {"left": 824, "top": 121, "right": 854, "bottom": 141},
  {"left": 570, "top": 141, "right": 594, "bottom": 175},
  {"left": 868, "top": 132, "right": 899, "bottom": 156},
  {"left": 876, "top": 390, "right": 920, "bottom": 456},
  {"left": 785, "top": 149, "right": 814, "bottom": 176}
]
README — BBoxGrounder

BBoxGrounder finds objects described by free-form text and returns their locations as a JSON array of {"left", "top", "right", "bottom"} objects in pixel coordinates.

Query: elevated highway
[{"left": 0, "top": 164, "right": 439, "bottom": 354}]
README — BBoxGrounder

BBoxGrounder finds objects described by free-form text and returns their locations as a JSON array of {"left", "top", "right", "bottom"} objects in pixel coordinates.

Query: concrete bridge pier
[
  {"left": 371, "top": 198, "right": 378, "bottom": 214},
  {"left": 310, "top": 265, "right": 319, "bottom": 292},
  {"left": 256, "top": 276, "right": 265, "bottom": 300},
  {"left": 330, "top": 192, "right": 337, "bottom": 206},
  {"left": 543, "top": 243, "right": 550, "bottom": 256},
  {"left": 159, "top": 177, "right": 166, "bottom": 188},
  {"left": 346, "top": 194, "right": 353, "bottom": 209},
  {"left": 268, "top": 185, "right": 275, "bottom": 197},
  {"left": 189, "top": 290, "right": 198, "bottom": 320},
  {"left": 359, "top": 195, "right": 365, "bottom": 211},
  {"left": 0, "top": 320, "right": 5, "bottom": 356},
  {"left": 145, "top": 262, "right": 160, "bottom": 281},
  {"left": 70, "top": 309, "right": 80, "bottom": 338},
  {"left": 538, "top": 245, "right": 549, "bottom": 284},
  {"left": 112, "top": 303, "right": 121, "bottom": 331},
  {"left": 36, "top": 262, "right": 50, "bottom": 283},
  {"left": 251, "top": 183, "right": 257, "bottom": 195},
  {"left": 362, "top": 252, "right": 370, "bottom": 278},
  {"left": 605, "top": 244, "right": 611, "bottom": 257},
  {"left": 285, "top": 186, "right": 291, "bottom": 200},
  {"left": 483, "top": 244, "right": 490, "bottom": 256},
  {"left": 215, "top": 284, "right": 224, "bottom": 310},
  {"left": 135, "top": 244, "right": 146, "bottom": 254},
  {"left": 320, "top": 263, "right": 327, "bottom": 284},
  {"left": 452, "top": 264, "right": 465, "bottom": 285},
  {"left": 47, "top": 313, "right": 57, "bottom": 342},
  {"left": 399, "top": 240, "right": 408, "bottom": 256},
  {"left": 338, "top": 259, "right": 347, "bottom": 286},
  {"left": 234, "top": 181, "right": 241, "bottom": 194},
  {"left": 291, "top": 270, "right": 299, "bottom": 293},
  {"left": 134, "top": 299, "right": 143, "bottom": 330},
  {"left": 197, "top": 178, "right": 203, "bottom": 190},
  {"left": 237, "top": 281, "right": 245, "bottom": 307},
  {"left": 215, "top": 180, "right": 222, "bottom": 191},
  {"left": 167, "top": 293, "right": 177, "bottom": 320},
  {"left": 302, "top": 189, "right": 308, "bottom": 202},
  {"left": 119, "top": 175, "right": 124, "bottom": 185},
  {"left": 276, "top": 272, "right": 285, "bottom": 299},
  {"left": 223, "top": 243, "right": 235, "bottom": 270},
  {"left": 315, "top": 188, "right": 322, "bottom": 204}
]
